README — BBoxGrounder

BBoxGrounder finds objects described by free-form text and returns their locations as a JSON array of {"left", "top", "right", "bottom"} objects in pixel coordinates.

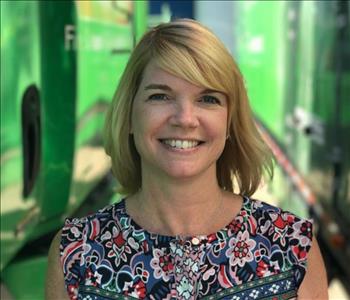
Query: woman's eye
[
  {"left": 148, "top": 94, "right": 169, "bottom": 101},
  {"left": 201, "top": 95, "right": 221, "bottom": 105}
]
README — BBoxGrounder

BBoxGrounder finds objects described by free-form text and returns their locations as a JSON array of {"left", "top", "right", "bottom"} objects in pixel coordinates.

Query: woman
[{"left": 46, "top": 19, "right": 328, "bottom": 299}]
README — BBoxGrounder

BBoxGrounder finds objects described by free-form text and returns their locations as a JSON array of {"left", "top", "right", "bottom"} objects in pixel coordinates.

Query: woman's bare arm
[
  {"left": 45, "top": 230, "right": 69, "bottom": 300},
  {"left": 298, "top": 238, "right": 328, "bottom": 299}
]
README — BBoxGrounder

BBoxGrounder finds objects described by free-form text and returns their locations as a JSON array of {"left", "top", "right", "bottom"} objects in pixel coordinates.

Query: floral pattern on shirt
[{"left": 60, "top": 196, "right": 313, "bottom": 300}]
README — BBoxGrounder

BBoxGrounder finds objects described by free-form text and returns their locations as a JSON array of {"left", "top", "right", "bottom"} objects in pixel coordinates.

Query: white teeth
[{"left": 162, "top": 139, "right": 200, "bottom": 149}]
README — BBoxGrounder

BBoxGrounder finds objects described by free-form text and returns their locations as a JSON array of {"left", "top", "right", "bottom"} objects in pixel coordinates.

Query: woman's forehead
[
  {"left": 140, "top": 68, "right": 213, "bottom": 96},
  {"left": 139, "top": 60, "right": 216, "bottom": 92}
]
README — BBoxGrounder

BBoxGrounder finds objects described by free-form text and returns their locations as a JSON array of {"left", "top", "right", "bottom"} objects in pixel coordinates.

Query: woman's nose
[{"left": 170, "top": 100, "right": 199, "bottom": 128}]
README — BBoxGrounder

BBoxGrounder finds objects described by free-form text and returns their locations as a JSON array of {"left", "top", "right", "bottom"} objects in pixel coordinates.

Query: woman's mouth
[{"left": 159, "top": 139, "right": 204, "bottom": 150}]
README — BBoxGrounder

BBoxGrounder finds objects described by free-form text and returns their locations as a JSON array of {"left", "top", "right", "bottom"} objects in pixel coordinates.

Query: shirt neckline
[{"left": 115, "top": 195, "right": 250, "bottom": 245}]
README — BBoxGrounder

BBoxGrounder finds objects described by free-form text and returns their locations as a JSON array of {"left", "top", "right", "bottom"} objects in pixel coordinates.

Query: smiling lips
[{"left": 159, "top": 139, "right": 203, "bottom": 150}]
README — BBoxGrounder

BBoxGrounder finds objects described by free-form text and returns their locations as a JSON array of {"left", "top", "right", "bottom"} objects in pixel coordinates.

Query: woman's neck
[{"left": 126, "top": 172, "right": 241, "bottom": 237}]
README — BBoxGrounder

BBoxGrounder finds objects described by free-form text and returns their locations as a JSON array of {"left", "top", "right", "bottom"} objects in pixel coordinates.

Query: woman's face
[{"left": 131, "top": 60, "right": 228, "bottom": 183}]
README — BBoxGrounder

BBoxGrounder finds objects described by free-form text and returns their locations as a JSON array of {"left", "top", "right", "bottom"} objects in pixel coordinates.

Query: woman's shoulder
[
  {"left": 238, "top": 197, "right": 314, "bottom": 285},
  {"left": 242, "top": 197, "right": 314, "bottom": 254},
  {"left": 59, "top": 200, "right": 127, "bottom": 299}
]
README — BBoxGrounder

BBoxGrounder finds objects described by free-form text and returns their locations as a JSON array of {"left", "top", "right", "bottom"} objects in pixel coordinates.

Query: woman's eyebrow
[
  {"left": 144, "top": 84, "right": 172, "bottom": 91},
  {"left": 200, "top": 89, "right": 228, "bottom": 100},
  {"left": 143, "top": 85, "right": 226, "bottom": 97},
  {"left": 200, "top": 88, "right": 222, "bottom": 94}
]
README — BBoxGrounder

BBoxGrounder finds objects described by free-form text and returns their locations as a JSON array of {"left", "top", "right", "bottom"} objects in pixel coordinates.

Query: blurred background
[{"left": 1, "top": 1, "right": 349, "bottom": 299}]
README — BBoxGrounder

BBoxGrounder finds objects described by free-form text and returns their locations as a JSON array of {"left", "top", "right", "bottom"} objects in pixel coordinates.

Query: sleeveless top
[{"left": 60, "top": 196, "right": 313, "bottom": 300}]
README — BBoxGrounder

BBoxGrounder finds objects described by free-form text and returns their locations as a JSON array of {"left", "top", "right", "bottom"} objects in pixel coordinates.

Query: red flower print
[
  {"left": 300, "top": 221, "right": 312, "bottom": 239},
  {"left": 292, "top": 245, "right": 307, "bottom": 260},
  {"left": 124, "top": 279, "right": 147, "bottom": 299},
  {"left": 114, "top": 233, "right": 126, "bottom": 248}
]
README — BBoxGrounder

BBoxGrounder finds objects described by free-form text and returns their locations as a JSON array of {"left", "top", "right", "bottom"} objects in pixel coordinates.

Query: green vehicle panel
[
  {"left": 233, "top": 0, "right": 350, "bottom": 290},
  {"left": 1, "top": 1, "right": 147, "bottom": 298}
]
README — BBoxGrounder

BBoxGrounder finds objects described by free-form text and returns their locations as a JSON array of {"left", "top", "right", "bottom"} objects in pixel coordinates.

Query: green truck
[
  {"left": 233, "top": 0, "right": 350, "bottom": 292},
  {"left": 1, "top": 1, "right": 147, "bottom": 298}
]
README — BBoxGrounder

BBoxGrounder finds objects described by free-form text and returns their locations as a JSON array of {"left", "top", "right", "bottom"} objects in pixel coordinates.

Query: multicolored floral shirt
[{"left": 60, "top": 196, "right": 313, "bottom": 300}]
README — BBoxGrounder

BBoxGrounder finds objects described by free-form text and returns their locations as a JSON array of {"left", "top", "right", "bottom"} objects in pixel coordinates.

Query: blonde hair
[{"left": 104, "top": 18, "right": 273, "bottom": 196}]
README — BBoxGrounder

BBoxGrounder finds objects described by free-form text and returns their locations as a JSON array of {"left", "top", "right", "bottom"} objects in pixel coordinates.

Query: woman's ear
[{"left": 226, "top": 124, "right": 231, "bottom": 141}]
